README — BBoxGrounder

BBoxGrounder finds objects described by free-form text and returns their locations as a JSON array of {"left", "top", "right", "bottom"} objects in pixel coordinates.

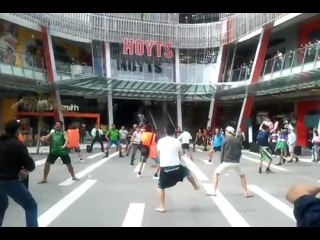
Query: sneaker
[
  {"left": 153, "top": 173, "right": 159, "bottom": 180},
  {"left": 137, "top": 173, "right": 141, "bottom": 178},
  {"left": 80, "top": 159, "right": 84, "bottom": 163}
]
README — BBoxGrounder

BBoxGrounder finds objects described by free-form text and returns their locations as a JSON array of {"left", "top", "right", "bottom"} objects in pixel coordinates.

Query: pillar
[
  {"left": 104, "top": 42, "right": 113, "bottom": 126},
  {"left": 41, "top": 26, "right": 63, "bottom": 124},
  {"left": 175, "top": 48, "right": 182, "bottom": 129},
  {"left": 162, "top": 101, "right": 168, "bottom": 127},
  {"left": 237, "top": 22, "right": 274, "bottom": 131},
  {"left": 207, "top": 43, "right": 228, "bottom": 129}
]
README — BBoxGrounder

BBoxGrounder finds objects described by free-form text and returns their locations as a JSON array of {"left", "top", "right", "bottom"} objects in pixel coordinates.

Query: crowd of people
[{"left": 0, "top": 117, "right": 320, "bottom": 227}]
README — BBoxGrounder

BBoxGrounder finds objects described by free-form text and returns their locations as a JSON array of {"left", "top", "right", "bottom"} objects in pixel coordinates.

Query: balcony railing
[
  {"left": 224, "top": 42, "right": 320, "bottom": 84},
  {"left": 7, "top": 13, "right": 292, "bottom": 48},
  {"left": 0, "top": 47, "right": 94, "bottom": 81}
]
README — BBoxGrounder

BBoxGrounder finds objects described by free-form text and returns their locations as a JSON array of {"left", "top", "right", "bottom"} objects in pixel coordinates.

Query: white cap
[{"left": 225, "top": 126, "right": 235, "bottom": 135}]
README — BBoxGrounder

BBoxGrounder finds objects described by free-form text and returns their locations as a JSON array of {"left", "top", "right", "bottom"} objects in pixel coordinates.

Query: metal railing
[
  {"left": 261, "top": 42, "right": 320, "bottom": 79},
  {"left": 149, "top": 110, "right": 158, "bottom": 130},
  {"left": 7, "top": 13, "right": 293, "bottom": 48},
  {"left": 0, "top": 47, "right": 94, "bottom": 81},
  {"left": 167, "top": 112, "right": 175, "bottom": 129},
  {"left": 223, "top": 42, "right": 320, "bottom": 83}
]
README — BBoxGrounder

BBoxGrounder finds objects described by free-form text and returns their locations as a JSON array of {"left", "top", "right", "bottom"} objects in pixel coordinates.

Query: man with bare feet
[
  {"left": 156, "top": 125, "right": 199, "bottom": 213},
  {"left": 38, "top": 121, "right": 80, "bottom": 184},
  {"left": 206, "top": 126, "right": 252, "bottom": 198}
]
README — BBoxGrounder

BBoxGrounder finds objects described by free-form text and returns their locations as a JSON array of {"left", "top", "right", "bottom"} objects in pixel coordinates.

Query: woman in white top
[{"left": 312, "top": 129, "right": 320, "bottom": 162}]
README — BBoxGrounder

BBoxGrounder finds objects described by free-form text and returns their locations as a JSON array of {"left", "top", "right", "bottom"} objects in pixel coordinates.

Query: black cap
[{"left": 5, "top": 120, "right": 21, "bottom": 135}]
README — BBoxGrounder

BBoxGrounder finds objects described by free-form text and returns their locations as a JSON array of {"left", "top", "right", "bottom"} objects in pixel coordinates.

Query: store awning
[
  {"left": 56, "top": 77, "right": 215, "bottom": 101},
  {"left": 215, "top": 70, "right": 320, "bottom": 100}
]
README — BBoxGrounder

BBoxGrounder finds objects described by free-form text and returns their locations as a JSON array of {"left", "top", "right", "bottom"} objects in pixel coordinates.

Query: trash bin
[
  {"left": 294, "top": 146, "right": 301, "bottom": 156},
  {"left": 86, "top": 145, "right": 91, "bottom": 153}
]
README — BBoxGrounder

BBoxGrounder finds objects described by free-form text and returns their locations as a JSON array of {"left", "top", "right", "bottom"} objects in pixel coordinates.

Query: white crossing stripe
[
  {"left": 203, "top": 183, "right": 250, "bottom": 227},
  {"left": 242, "top": 156, "right": 287, "bottom": 171},
  {"left": 122, "top": 203, "right": 145, "bottom": 227},
  {"left": 182, "top": 156, "right": 209, "bottom": 182},
  {"left": 59, "top": 152, "right": 118, "bottom": 186},
  {"left": 247, "top": 185, "right": 295, "bottom": 221},
  {"left": 38, "top": 179, "right": 97, "bottom": 227}
]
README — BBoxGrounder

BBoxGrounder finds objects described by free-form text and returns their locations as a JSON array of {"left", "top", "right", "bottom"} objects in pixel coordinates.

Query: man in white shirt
[
  {"left": 128, "top": 125, "right": 141, "bottom": 165},
  {"left": 177, "top": 129, "right": 193, "bottom": 160},
  {"left": 89, "top": 125, "right": 104, "bottom": 153},
  {"left": 156, "top": 125, "right": 199, "bottom": 213},
  {"left": 119, "top": 126, "right": 129, "bottom": 151}
]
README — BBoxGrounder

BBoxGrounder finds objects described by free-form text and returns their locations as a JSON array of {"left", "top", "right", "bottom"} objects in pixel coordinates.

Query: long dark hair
[{"left": 314, "top": 129, "right": 319, "bottom": 137}]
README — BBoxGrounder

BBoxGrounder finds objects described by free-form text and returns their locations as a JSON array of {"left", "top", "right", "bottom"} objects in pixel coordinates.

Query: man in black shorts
[
  {"left": 38, "top": 121, "right": 80, "bottom": 184},
  {"left": 177, "top": 129, "right": 193, "bottom": 160},
  {"left": 156, "top": 125, "right": 199, "bottom": 212}
]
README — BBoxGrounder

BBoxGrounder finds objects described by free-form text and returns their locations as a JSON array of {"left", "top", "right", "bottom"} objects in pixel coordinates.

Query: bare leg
[
  {"left": 187, "top": 175, "right": 199, "bottom": 190},
  {"left": 187, "top": 149, "right": 193, "bottom": 160},
  {"left": 38, "top": 162, "right": 51, "bottom": 184},
  {"left": 240, "top": 174, "right": 252, "bottom": 197},
  {"left": 156, "top": 188, "right": 165, "bottom": 212},
  {"left": 155, "top": 165, "right": 160, "bottom": 175},
  {"left": 209, "top": 149, "right": 215, "bottom": 162},
  {"left": 66, "top": 164, "right": 80, "bottom": 181}
]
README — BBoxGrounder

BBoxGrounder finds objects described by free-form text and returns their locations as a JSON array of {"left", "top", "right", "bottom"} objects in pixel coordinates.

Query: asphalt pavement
[{"left": 2, "top": 145, "right": 319, "bottom": 227}]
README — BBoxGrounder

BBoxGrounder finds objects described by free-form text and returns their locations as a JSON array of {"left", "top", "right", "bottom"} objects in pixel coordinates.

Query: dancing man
[
  {"left": 38, "top": 121, "right": 80, "bottom": 184},
  {"left": 206, "top": 126, "right": 252, "bottom": 198},
  {"left": 156, "top": 125, "right": 199, "bottom": 212}
]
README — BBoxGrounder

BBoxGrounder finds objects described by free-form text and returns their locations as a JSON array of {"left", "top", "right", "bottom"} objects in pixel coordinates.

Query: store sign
[
  {"left": 123, "top": 38, "right": 173, "bottom": 59},
  {"left": 63, "top": 104, "right": 79, "bottom": 112}
]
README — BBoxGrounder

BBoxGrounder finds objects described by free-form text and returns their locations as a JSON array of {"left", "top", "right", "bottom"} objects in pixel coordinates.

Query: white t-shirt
[
  {"left": 131, "top": 131, "right": 141, "bottom": 144},
  {"left": 157, "top": 136, "right": 182, "bottom": 167},
  {"left": 119, "top": 129, "right": 128, "bottom": 139},
  {"left": 178, "top": 131, "right": 192, "bottom": 144}
]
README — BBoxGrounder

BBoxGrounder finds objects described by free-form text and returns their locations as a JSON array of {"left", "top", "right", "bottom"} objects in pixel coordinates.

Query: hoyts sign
[{"left": 123, "top": 38, "right": 173, "bottom": 59}]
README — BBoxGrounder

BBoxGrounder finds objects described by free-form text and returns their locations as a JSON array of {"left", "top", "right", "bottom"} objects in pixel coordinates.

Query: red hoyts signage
[{"left": 123, "top": 38, "right": 173, "bottom": 59}]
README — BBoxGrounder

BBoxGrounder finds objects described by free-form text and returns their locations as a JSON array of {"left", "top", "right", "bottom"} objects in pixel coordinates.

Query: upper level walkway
[
  {"left": 0, "top": 44, "right": 319, "bottom": 101},
  {"left": 3, "top": 13, "right": 296, "bottom": 49}
]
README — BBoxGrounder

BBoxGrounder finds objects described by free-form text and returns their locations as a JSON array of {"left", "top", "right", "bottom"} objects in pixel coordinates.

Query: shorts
[
  {"left": 260, "top": 146, "right": 273, "bottom": 162},
  {"left": 108, "top": 140, "right": 120, "bottom": 147},
  {"left": 158, "top": 164, "right": 190, "bottom": 189},
  {"left": 46, "top": 153, "right": 71, "bottom": 165},
  {"left": 120, "top": 139, "right": 128, "bottom": 145},
  {"left": 68, "top": 147, "right": 81, "bottom": 153},
  {"left": 215, "top": 162, "right": 244, "bottom": 176},
  {"left": 141, "top": 155, "right": 160, "bottom": 164},
  {"left": 212, "top": 146, "right": 221, "bottom": 152},
  {"left": 288, "top": 145, "right": 295, "bottom": 153},
  {"left": 182, "top": 143, "right": 190, "bottom": 150}
]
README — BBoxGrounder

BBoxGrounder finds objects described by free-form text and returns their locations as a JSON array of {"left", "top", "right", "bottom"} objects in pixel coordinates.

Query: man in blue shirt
[{"left": 286, "top": 184, "right": 320, "bottom": 227}]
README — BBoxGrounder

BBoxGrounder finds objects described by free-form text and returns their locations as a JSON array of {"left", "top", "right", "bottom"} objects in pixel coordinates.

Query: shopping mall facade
[{"left": 0, "top": 13, "right": 319, "bottom": 148}]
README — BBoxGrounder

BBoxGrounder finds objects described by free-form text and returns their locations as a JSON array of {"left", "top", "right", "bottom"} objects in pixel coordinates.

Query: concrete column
[
  {"left": 237, "top": 22, "right": 274, "bottom": 131},
  {"left": 175, "top": 48, "right": 182, "bottom": 129},
  {"left": 41, "top": 26, "right": 63, "bottom": 124},
  {"left": 162, "top": 101, "right": 168, "bottom": 127},
  {"left": 104, "top": 42, "right": 113, "bottom": 126},
  {"left": 207, "top": 43, "right": 228, "bottom": 129}
]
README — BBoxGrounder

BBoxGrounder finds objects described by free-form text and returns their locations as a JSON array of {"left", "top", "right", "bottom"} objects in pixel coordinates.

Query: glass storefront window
[
  {"left": 179, "top": 47, "right": 220, "bottom": 84},
  {"left": 110, "top": 42, "right": 175, "bottom": 82}
]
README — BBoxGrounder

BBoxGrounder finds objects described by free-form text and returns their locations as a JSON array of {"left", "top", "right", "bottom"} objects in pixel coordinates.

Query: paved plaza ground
[{"left": 3, "top": 145, "right": 318, "bottom": 227}]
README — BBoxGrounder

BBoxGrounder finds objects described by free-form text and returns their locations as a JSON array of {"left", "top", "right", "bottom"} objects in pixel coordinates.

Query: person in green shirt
[
  {"left": 105, "top": 124, "right": 123, "bottom": 158},
  {"left": 38, "top": 121, "right": 79, "bottom": 184}
]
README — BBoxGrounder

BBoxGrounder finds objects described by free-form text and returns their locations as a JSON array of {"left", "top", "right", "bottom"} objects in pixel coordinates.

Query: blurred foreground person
[
  {"left": 286, "top": 184, "right": 320, "bottom": 227},
  {"left": 0, "top": 120, "right": 38, "bottom": 227},
  {"left": 156, "top": 125, "right": 199, "bottom": 212}
]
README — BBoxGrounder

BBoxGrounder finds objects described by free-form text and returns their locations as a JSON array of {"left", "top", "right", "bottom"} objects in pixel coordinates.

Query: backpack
[{"left": 140, "top": 133, "right": 154, "bottom": 157}]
